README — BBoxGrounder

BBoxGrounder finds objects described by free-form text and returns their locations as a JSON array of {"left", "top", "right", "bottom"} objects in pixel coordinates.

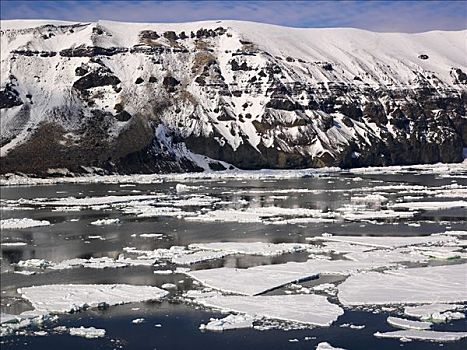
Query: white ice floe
[
  {"left": 387, "top": 316, "right": 432, "bottom": 330},
  {"left": 122, "top": 205, "right": 191, "bottom": 218},
  {"left": 90, "top": 218, "right": 120, "bottom": 226},
  {"left": 188, "top": 259, "right": 395, "bottom": 296},
  {"left": 194, "top": 294, "right": 343, "bottom": 327},
  {"left": 0, "top": 218, "right": 50, "bottom": 230},
  {"left": 139, "top": 233, "right": 164, "bottom": 238},
  {"left": 188, "top": 242, "right": 309, "bottom": 257},
  {"left": 17, "top": 259, "right": 51, "bottom": 269},
  {"left": 310, "top": 234, "right": 456, "bottom": 249},
  {"left": 161, "top": 283, "right": 177, "bottom": 290},
  {"left": 132, "top": 318, "right": 145, "bottom": 324},
  {"left": 0, "top": 310, "right": 53, "bottom": 337},
  {"left": 374, "top": 330, "right": 467, "bottom": 342},
  {"left": 69, "top": 326, "right": 106, "bottom": 338},
  {"left": 389, "top": 200, "right": 467, "bottom": 211},
  {"left": 171, "top": 250, "right": 228, "bottom": 265},
  {"left": 19, "top": 284, "right": 168, "bottom": 313},
  {"left": 316, "top": 342, "right": 347, "bottom": 350},
  {"left": 175, "top": 183, "right": 200, "bottom": 193},
  {"left": 35, "top": 195, "right": 160, "bottom": 207},
  {"left": 17, "top": 255, "right": 156, "bottom": 271},
  {"left": 1, "top": 242, "right": 27, "bottom": 246},
  {"left": 337, "top": 206, "right": 415, "bottom": 221},
  {"left": 440, "top": 230, "right": 467, "bottom": 237},
  {"left": 199, "top": 314, "right": 254, "bottom": 331},
  {"left": 125, "top": 241, "right": 309, "bottom": 266},
  {"left": 1, "top": 314, "right": 19, "bottom": 324},
  {"left": 312, "top": 283, "right": 338, "bottom": 295},
  {"left": 185, "top": 206, "right": 336, "bottom": 224},
  {"left": 338, "top": 264, "right": 467, "bottom": 306},
  {"left": 404, "top": 304, "right": 465, "bottom": 322}
]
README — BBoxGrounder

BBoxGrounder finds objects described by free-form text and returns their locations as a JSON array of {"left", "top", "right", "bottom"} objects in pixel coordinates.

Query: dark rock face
[
  {"left": 162, "top": 76, "right": 180, "bottom": 92},
  {"left": 0, "top": 89, "right": 23, "bottom": 109},
  {"left": 73, "top": 69, "right": 121, "bottom": 91}
]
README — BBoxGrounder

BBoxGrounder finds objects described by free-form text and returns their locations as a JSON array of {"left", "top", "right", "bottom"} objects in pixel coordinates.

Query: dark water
[{"left": 1, "top": 170, "right": 466, "bottom": 349}]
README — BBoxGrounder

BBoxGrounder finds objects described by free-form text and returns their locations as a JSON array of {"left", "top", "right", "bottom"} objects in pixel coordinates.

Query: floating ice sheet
[
  {"left": 404, "top": 304, "right": 465, "bottom": 321},
  {"left": 390, "top": 200, "right": 467, "bottom": 211},
  {"left": 199, "top": 314, "right": 254, "bottom": 331},
  {"left": 194, "top": 294, "right": 343, "bottom": 327},
  {"left": 316, "top": 343, "right": 347, "bottom": 350},
  {"left": 387, "top": 316, "right": 432, "bottom": 330},
  {"left": 310, "top": 235, "right": 456, "bottom": 249},
  {"left": 0, "top": 218, "right": 50, "bottom": 230},
  {"left": 338, "top": 264, "right": 467, "bottom": 306},
  {"left": 19, "top": 284, "right": 168, "bottom": 313},
  {"left": 188, "top": 260, "right": 396, "bottom": 296},
  {"left": 374, "top": 329, "right": 467, "bottom": 342},
  {"left": 69, "top": 326, "right": 106, "bottom": 338}
]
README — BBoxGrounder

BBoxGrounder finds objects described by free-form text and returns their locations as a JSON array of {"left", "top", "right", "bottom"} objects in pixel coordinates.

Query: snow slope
[{"left": 1, "top": 20, "right": 466, "bottom": 174}]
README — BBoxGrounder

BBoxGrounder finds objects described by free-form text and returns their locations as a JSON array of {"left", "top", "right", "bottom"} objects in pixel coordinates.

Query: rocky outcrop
[{"left": 0, "top": 20, "right": 465, "bottom": 175}]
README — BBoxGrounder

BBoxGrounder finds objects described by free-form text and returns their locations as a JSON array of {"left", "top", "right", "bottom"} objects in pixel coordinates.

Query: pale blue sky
[{"left": 1, "top": 0, "right": 466, "bottom": 32}]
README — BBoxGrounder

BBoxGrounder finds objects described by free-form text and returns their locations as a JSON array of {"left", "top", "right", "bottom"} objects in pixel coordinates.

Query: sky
[{"left": 1, "top": 0, "right": 466, "bottom": 33}]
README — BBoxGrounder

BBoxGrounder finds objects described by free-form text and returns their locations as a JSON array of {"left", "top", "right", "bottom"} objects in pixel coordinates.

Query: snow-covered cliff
[{"left": 1, "top": 20, "right": 466, "bottom": 174}]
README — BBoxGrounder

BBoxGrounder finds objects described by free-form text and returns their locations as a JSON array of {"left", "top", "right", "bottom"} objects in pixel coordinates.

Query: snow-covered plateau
[{"left": 1, "top": 19, "right": 466, "bottom": 175}]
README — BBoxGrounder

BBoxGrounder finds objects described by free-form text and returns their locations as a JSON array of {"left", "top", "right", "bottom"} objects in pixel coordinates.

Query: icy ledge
[{"left": 18, "top": 284, "right": 168, "bottom": 313}]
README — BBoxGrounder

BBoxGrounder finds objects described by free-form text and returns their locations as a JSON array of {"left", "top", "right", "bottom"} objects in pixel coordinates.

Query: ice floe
[
  {"left": 185, "top": 207, "right": 336, "bottom": 224},
  {"left": 374, "top": 329, "right": 467, "bottom": 342},
  {"left": 19, "top": 284, "right": 168, "bottom": 313},
  {"left": 338, "top": 264, "right": 467, "bottom": 306},
  {"left": 188, "top": 259, "right": 397, "bottom": 296},
  {"left": 404, "top": 303, "right": 465, "bottom": 322},
  {"left": 386, "top": 316, "right": 432, "bottom": 330},
  {"left": 1, "top": 242, "right": 27, "bottom": 247},
  {"left": 310, "top": 234, "right": 456, "bottom": 249},
  {"left": 193, "top": 294, "right": 343, "bottom": 327},
  {"left": 0, "top": 218, "right": 50, "bottom": 230},
  {"left": 69, "top": 326, "right": 106, "bottom": 338},
  {"left": 90, "top": 218, "right": 120, "bottom": 225},
  {"left": 316, "top": 343, "right": 347, "bottom": 350},
  {"left": 188, "top": 242, "right": 309, "bottom": 257},
  {"left": 199, "top": 314, "right": 254, "bottom": 331},
  {"left": 390, "top": 200, "right": 467, "bottom": 211}
]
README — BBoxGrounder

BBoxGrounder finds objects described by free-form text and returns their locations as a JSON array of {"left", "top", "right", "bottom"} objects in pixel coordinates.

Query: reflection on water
[{"left": 1, "top": 171, "right": 466, "bottom": 349}]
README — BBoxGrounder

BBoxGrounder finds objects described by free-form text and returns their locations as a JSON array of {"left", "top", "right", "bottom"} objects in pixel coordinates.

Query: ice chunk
[
  {"left": 404, "top": 304, "right": 465, "bottom": 321},
  {"left": 90, "top": 218, "right": 120, "bottom": 225},
  {"left": 390, "top": 201, "right": 467, "bottom": 211},
  {"left": 374, "top": 330, "right": 467, "bottom": 342},
  {"left": 161, "top": 283, "right": 177, "bottom": 290},
  {"left": 1, "top": 242, "right": 27, "bottom": 246},
  {"left": 316, "top": 343, "right": 347, "bottom": 350},
  {"left": 387, "top": 316, "right": 432, "bottom": 330},
  {"left": 199, "top": 314, "right": 254, "bottom": 331},
  {"left": 0, "top": 314, "right": 19, "bottom": 324},
  {"left": 338, "top": 264, "right": 467, "bottom": 306},
  {"left": 188, "top": 242, "right": 309, "bottom": 257},
  {"left": 0, "top": 218, "right": 50, "bottom": 230},
  {"left": 310, "top": 234, "right": 455, "bottom": 249},
  {"left": 194, "top": 294, "right": 343, "bottom": 327},
  {"left": 19, "top": 284, "right": 168, "bottom": 313},
  {"left": 188, "top": 260, "right": 394, "bottom": 296},
  {"left": 69, "top": 326, "right": 106, "bottom": 338}
]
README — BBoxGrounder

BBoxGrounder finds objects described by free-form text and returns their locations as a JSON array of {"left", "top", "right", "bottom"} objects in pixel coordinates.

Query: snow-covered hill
[{"left": 1, "top": 20, "right": 466, "bottom": 174}]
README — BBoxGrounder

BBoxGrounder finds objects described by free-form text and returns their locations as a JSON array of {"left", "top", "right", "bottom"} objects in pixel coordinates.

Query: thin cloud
[{"left": 1, "top": 1, "right": 466, "bottom": 32}]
